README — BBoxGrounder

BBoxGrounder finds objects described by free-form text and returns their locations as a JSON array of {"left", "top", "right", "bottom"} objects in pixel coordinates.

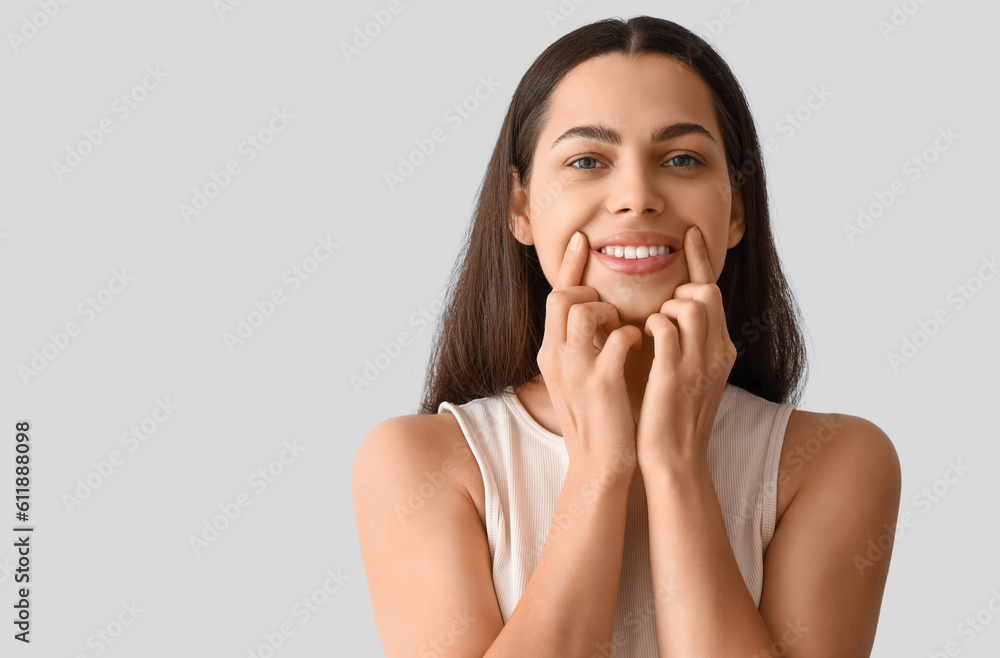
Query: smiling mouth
[
  {"left": 597, "top": 245, "right": 677, "bottom": 260},
  {"left": 592, "top": 246, "right": 682, "bottom": 274}
]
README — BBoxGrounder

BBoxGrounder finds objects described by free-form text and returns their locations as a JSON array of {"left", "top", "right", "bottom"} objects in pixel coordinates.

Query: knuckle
[
  {"left": 658, "top": 299, "right": 679, "bottom": 314},
  {"left": 567, "top": 326, "right": 588, "bottom": 348},
  {"left": 679, "top": 301, "right": 703, "bottom": 319},
  {"left": 697, "top": 283, "right": 720, "bottom": 300},
  {"left": 572, "top": 285, "right": 599, "bottom": 301},
  {"left": 647, "top": 313, "right": 669, "bottom": 331}
]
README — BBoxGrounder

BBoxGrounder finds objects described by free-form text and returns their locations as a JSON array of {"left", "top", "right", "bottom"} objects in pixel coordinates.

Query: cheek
[
  {"left": 527, "top": 224, "right": 573, "bottom": 286},
  {"left": 529, "top": 195, "right": 588, "bottom": 281},
  {"left": 528, "top": 166, "right": 576, "bottom": 214},
  {"left": 676, "top": 180, "right": 730, "bottom": 217},
  {"left": 701, "top": 230, "right": 731, "bottom": 281},
  {"left": 682, "top": 183, "right": 732, "bottom": 275}
]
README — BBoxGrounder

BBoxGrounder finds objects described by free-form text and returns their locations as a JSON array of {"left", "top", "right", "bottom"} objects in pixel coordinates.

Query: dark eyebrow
[{"left": 550, "top": 122, "right": 717, "bottom": 149}]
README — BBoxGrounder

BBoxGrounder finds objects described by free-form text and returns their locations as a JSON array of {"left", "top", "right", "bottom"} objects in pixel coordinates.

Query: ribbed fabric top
[{"left": 437, "top": 382, "right": 795, "bottom": 657}]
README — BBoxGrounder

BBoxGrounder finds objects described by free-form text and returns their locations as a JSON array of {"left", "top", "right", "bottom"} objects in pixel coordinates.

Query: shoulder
[
  {"left": 350, "top": 412, "right": 502, "bottom": 655},
  {"left": 777, "top": 409, "right": 901, "bottom": 523},
  {"left": 758, "top": 410, "right": 902, "bottom": 655},
  {"left": 351, "top": 411, "right": 485, "bottom": 527}
]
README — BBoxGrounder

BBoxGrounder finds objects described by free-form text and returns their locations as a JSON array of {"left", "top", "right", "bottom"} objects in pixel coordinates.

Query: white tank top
[{"left": 438, "top": 382, "right": 795, "bottom": 657}]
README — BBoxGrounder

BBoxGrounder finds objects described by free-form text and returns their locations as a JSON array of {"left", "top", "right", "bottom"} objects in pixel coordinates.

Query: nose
[{"left": 605, "top": 156, "right": 665, "bottom": 221}]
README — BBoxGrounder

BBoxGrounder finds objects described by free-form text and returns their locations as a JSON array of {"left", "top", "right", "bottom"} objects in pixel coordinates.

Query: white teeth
[{"left": 600, "top": 245, "right": 671, "bottom": 260}]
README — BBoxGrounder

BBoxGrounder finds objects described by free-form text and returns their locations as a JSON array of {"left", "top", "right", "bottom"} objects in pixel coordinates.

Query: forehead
[{"left": 541, "top": 52, "right": 721, "bottom": 143}]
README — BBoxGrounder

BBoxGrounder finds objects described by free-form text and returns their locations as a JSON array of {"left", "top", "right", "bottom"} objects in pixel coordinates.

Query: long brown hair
[{"left": 417, "top": 15, "right": 809, "bottom": 414}]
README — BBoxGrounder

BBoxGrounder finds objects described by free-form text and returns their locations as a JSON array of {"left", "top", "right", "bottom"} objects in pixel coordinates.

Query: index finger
[
  {"left": 684, "top": 226, "right": 715, "bottom": 285},
  {"left": 555, "top": 230, "right": 589, "bottom": 291}
]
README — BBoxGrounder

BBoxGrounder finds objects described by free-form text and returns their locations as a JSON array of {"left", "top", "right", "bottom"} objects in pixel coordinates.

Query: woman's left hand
[{"left": 635, "top": 225, "right": 738, "bottom": 474}]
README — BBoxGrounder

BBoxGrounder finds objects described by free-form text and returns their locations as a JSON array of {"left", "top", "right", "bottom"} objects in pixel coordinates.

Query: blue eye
[
  {"left": 568, "top": 156, "right": 603, "bottom": 169},
  {"left": 568, "top": 154, "right": 701, "bottom": 170},
  {"left": 667, "top": 154, "right": 701, "bottom": 167}
]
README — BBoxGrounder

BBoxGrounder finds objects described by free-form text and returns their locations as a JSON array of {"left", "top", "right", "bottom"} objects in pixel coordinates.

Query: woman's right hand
[{"left": 536, "top": 230, "right": 644, "bottom": 476}]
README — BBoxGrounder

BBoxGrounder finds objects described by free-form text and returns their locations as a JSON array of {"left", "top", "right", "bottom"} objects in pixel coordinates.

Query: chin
[
  {"left": 601, "top": 291, "right": 671, "bottom": 324},
  {"left": 581, "top": 273, "right": 675, "bottom": 318}
]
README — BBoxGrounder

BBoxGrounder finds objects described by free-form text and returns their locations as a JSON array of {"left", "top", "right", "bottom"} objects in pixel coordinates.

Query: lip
[{"left": 589, "top": 231, "right": 684, "bottom": 275}]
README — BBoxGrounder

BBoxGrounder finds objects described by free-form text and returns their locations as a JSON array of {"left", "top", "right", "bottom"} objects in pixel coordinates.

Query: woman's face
[{"left": 511, "top": 52, "right": 745, "bottom": 323}]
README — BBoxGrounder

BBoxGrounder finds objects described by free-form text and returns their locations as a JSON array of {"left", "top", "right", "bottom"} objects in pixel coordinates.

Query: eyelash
[{"left": 567, "top": 154, "right": 702, "bottom": 170}]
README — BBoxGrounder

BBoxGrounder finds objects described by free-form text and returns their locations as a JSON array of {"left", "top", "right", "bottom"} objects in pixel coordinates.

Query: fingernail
[
  {"left": 570, "top": 231, "right": 581, "bottom": 251},
  {"left": 692, "top": 227, "right": 703, "bottom": 243}
]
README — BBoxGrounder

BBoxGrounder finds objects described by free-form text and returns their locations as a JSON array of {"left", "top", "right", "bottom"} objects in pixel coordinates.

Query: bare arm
[
  {"left": 642, "top": 413, "right": 901, "bottom": 657},
  {"left": 486, "top": 457, "right": 634, "bottom": 656},
  {"left": 352, "top": 414, "right": 637, "bottom": 658},
  {"left": 756, "top": 414, "right": 902, "bottom": 657},
  {"left": 355, "top": 229, "right": 647, "bottom": 655},
  {"left": 644, "top": 457, "right": 778, "bottom": 655}
]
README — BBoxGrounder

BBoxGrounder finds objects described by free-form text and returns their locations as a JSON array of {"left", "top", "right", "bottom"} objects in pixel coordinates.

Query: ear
[
  {"left": 509, "top": 165, "right": 533, "bottom": 246},
  {"left": 727, "top": 175, "right": 746, "bottom": 249}
]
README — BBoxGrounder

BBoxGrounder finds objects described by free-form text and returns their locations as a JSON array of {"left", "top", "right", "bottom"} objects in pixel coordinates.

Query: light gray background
[{"left": 1, "top": 0, "right": 997, "bottom": 656}]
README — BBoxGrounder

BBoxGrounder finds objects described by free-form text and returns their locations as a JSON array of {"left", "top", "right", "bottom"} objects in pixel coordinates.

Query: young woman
[{"left": 353, "top": 15, "right": 901, "bottom": 657}]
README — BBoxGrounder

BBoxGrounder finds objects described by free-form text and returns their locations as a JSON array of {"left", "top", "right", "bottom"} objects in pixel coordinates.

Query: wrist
[
  {"left": 568, "top": 458, "right": 636, "bottom": 493},
  {"left": 639, "top": 454, "right": 712, "bottom": 489},
  {"left": 571, "top": 444, "right": 637, "bottom": 477}
]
